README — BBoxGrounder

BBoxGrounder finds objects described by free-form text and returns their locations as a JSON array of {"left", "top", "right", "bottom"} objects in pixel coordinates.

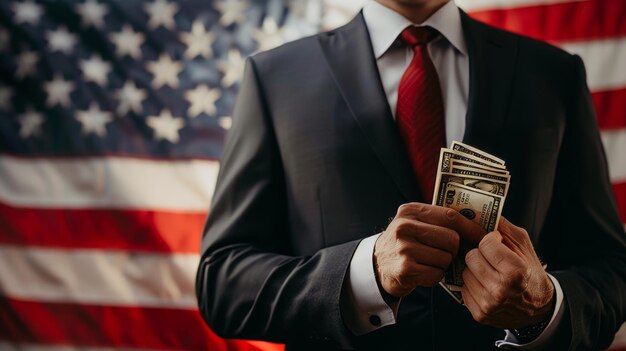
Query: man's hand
[
  {"left": 374, "top": 203, "right": 485, "bottom": 298},
  {"left": 462, "top": 217, "right": 555, "bottom": 329}
]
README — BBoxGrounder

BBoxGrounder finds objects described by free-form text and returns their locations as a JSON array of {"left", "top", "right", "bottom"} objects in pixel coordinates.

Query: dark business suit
[{"left": 196, "top": 9, "right": 626, "bottom": 351}]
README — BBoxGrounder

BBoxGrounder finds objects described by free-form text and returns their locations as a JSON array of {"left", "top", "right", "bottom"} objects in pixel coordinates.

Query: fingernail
[
  {"left": 499, "top": 217, "right": 510, "bottom": 231},
  {"left": 446, "top": 209, "right": 457, "bottom": 220}
]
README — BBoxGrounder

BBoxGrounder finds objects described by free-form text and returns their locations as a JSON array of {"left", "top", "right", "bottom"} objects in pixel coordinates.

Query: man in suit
[{"left": 196, "top": 0, "right": 626, "bottom": 349}]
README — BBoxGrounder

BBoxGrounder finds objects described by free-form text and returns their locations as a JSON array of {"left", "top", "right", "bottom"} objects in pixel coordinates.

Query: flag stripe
[
  {"left": 591, "top": 88, "right": 626, "bottom": 129},
  {"left": 0, "top": 156, "right": 218, "bottom": 211},
  {"left": 0, "top": 343, "right": 152, "bottom": 351},
  {"left": 601, "top": 128, "right": 626, "bottom": 183},
  {"left": 468, "top": 0, "right": 626, "bottom": 42},
  {"left": 0, "top": 246, "right": 198, "bottom": 309},
  {"left": 457, "top": 0, "right": 587, "bottom": 12},
  {"left": 0, "top": 296, "right": 283, "bottom": 351},
  {"left": 593, "top": 87, "right": 626, "bottom": 130},
  {"left": 0, "top": 342, "right": 284, "bottom": 351},
  {"left": 0, "top": 202, "right": 204, "bottom": 253},
  {"left": 561, "top": 37, "right": 626, "bottom": 92}
]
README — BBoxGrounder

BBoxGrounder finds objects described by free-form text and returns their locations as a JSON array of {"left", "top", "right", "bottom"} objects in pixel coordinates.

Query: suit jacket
[{"left": 196, "top": 10, "right": 626, "bottom": 351}]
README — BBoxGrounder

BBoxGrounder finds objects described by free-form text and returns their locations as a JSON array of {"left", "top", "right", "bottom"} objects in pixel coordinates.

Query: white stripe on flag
[
  {"left": 0, "top": 246, "right": 198, "bottom": 308},
  {"left": 561, "top": 37, "right": 626, "bottom": 91},
  {"left": 455, "top": 0, "right": 587, "bottom": 11},
  {"left": 0, "top": 156, "right": 219, "bottom": 211},
  {"left": 601, "top": 128, "right": 626, "bottom": 183}
]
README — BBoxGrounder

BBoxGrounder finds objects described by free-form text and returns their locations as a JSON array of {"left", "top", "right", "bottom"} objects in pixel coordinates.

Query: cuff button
[{"left": 369, "top": 315, "right": 381, "bottom": 326}]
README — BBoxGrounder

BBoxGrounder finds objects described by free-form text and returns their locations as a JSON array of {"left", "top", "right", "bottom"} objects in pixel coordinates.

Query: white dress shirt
[{"left": 342, "top": 1, "right": 565, "bottom": 348}]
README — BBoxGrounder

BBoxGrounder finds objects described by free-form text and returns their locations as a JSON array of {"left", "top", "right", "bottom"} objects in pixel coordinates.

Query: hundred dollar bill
[
  {"left": 443, "top": 182, "right": 503, "bottom": 233},
  {"left": 439, "top": 149, "right": 506, "bottom": 173},
  {"left": 434, "top": 143, "right": 510, "bottom": 304},
  {"left": 450, "top": 159, "right": 509, "bottom": 176},
  {"left": 450, "top": 166, "right": 511, "bottom": 196},
  {"left": 437, "top": 183, "right": 504, "bottom": 294},
  {"left": 434, "top": 172, "right": 508, "bottom": 200},
  {"left": 451, "top": 141, "right": 505, "bottom": 166}
]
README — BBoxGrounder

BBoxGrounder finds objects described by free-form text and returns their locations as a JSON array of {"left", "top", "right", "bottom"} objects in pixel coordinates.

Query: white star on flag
[
  {"left": 12, "top": 0, "right": 42, "bottom": 25},
  {"left": 44, "top": 75, "right": 75, "bottom": 107},
  {"left": 185, "top": 84, "right": 221, "bottom": 117},
  {"left": 116, "top": 81, "right": 147, "bottom": 115},
  {"left": 76, "top": 103, "right": 113, "bottom": 137},
  {"left": 16, "top": 50, "right": 39, "bottom": 79},
  {"left": 147, "top": 54, "right": 182, "bottom": 88},
  {"left": 0, "top": 86, "right": 12, "bottom": 110},
  {"left": 0, "top": 29, "right": 9, "bottom": 52},
  {"left": 218, "top": 116, "right": 232, "bottom": 130},
  {"left": 110, "top": 25, "right": 145, "bottom": 59},
  {"left": 18, "top": 108, "right": 44, "bottom": 138},
  {"left": 47, "top": 26, "right": 78, "bottom": 54},
  {"left": 80, "top": 55, "right": 112, "bottom": 86},
  {"left": 252, "top": 18, "right": 285, "bottom": 52},
  {"left": 145, "top": 0, "right": 178, "bottom": 30},
  {"left": 180, "top": 20, "right": 215, "bottom": 59},
  {"left": 147, "top": 110, "right": 185, "bottom": 143},
  {"left": 76, "top": 0, "right": 108, "bottom": 29},
  {"left": 215, "top": 0, "right": 248, "bottom": 26},
  {"left": 217, "top": 49, "right": 244, "bottom": 87}
]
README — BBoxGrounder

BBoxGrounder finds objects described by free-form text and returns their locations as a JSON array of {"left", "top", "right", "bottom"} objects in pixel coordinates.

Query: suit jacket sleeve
[
  {"left": 543, "top": 54, "right": 626, "bottom": 350},
  {"left": 195, "top": 57, "right": 359, "bottom": 348}
]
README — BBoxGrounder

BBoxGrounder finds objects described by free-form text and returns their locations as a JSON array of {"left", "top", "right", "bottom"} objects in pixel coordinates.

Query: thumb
[{"left": 499, "top": 217, "right": 532, "bottom": 254}]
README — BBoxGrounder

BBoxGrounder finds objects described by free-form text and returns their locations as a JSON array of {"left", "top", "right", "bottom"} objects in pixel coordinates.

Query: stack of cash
[{"left": 432, "top": 141, "right": 510, "bottom": 304}]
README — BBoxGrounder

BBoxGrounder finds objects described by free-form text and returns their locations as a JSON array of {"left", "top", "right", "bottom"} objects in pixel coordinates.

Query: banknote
[
  {"left": 433, "top": 142, "right": 510, "bottom": 303},
  {"left": 439, "top": 149, "right": 507, "bottom": 173},
  {"left": 434, "top": 172, "right": 508, "bottom": 200},
  {"left": 450, "top": 160, "right": 509, "bottom": 175},
  {"left": 448, "top": 166, "right": 511, "bottom": 197},
  {"left": 439, "top": 183, "right": 504, "bottom": 292},
  {"left": 451, "top": 141, "right": 505, "bottom": 166}
]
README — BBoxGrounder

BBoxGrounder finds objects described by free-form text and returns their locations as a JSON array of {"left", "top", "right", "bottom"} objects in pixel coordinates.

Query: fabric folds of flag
[{"left": 0, "top": 0, "right": 304, "bottom": 350}]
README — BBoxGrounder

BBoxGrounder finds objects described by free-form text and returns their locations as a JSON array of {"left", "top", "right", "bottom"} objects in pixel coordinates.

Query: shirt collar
[{"left": 362, "top": 0, "right": 467, "bottom": 59}]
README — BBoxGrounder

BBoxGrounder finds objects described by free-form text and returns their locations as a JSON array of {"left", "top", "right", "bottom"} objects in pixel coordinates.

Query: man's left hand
[{"left": 461, "top": 217, "right": 555, "bottom": 329}]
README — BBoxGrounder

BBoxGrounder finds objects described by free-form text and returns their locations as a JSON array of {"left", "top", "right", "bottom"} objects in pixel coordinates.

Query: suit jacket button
[{"left": 369, "top": 315, "right": 381, "bottom": 326}]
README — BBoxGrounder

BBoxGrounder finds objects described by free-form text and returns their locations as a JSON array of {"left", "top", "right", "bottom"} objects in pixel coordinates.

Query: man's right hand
[{"left": 374, "top": 203, "right": 486, "bottom": 298}]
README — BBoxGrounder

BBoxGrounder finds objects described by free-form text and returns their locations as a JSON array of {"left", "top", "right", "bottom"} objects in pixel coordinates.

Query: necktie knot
[{"left": 401, "top": 26, "right": 438, "bottom": 47}]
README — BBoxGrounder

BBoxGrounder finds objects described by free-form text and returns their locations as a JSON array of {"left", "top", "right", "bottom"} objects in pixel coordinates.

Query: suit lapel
[
  {"left": 318, "top": 12, "right": 423, "bottom": 202},
  {"left": 461, "top": 11, "right": 519, "bottom": 155},
  {"left": 316, "top": 11, "right": 519, "bottom": 202}
]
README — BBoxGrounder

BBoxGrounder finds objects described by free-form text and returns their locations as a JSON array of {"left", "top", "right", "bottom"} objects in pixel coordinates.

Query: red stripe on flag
[
  {"left": 593, "top": 88, "right": 626, "bottom": 130},
  {"left": 612, "top": 182, "right": 626, "bottom": 224},
  {"left": 0, "top": 202, "right": 205, "bottom": 253},
  {"left": 0, "top": 296, "right": 284, "bottom": 351},
  {"left": 469, "top": 0, "right": 626, "bottom": 43}
]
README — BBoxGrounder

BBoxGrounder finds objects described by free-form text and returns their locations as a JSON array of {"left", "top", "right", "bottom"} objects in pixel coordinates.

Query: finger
[
  {"left": 463, "top": 268, "right": 505, "bottom": 316},
  {"left": 396, "top": 203, "right": 486, "bottom": 245},
  {"left": 477, "top": 231, "right": 523, "bottom": 274},
  {"left": 396, "top": 220, "right": 460, "bottom": 256},
  {"left": 499, "top": 217, "right": 533, "bottom": 254},
  {"left": 402, "top": 261, "right": 445, "bottom": 287},
  {"left": 402, "top": 240, "right": 454, "bottom": 270},
  {"left": 464, "top": 248, "right": 500, "bottom": 287},
  {"left": 461, "top": 284, "right": 491, "bottom": 325}
]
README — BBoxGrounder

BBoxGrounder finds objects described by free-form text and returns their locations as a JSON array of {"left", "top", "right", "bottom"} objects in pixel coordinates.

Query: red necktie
[{"left": 396, "top": 26, "right": 446, "bottom": 203}]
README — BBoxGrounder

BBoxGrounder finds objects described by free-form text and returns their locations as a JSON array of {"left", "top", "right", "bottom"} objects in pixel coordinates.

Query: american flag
[{"left": 0, "top": 0, "right": 623, "bottom": 350}]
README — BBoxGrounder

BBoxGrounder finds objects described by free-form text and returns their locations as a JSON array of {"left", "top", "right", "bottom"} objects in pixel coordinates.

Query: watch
[{"left": 511, "top": 318, "right": 550, "bottom": 343}]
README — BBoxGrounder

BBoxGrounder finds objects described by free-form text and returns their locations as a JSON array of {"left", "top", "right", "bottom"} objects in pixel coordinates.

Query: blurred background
[{"left": 0, "top": 0, "right": 624, "bottom": 350}]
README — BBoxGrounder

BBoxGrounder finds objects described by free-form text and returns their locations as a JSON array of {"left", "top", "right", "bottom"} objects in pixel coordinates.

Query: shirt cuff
[
  {"left": 495, "top": 274, "right": 565, "bottom": 350},
  {"left": 341, "top": 233, "right": 399, "bottom": 335}
]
